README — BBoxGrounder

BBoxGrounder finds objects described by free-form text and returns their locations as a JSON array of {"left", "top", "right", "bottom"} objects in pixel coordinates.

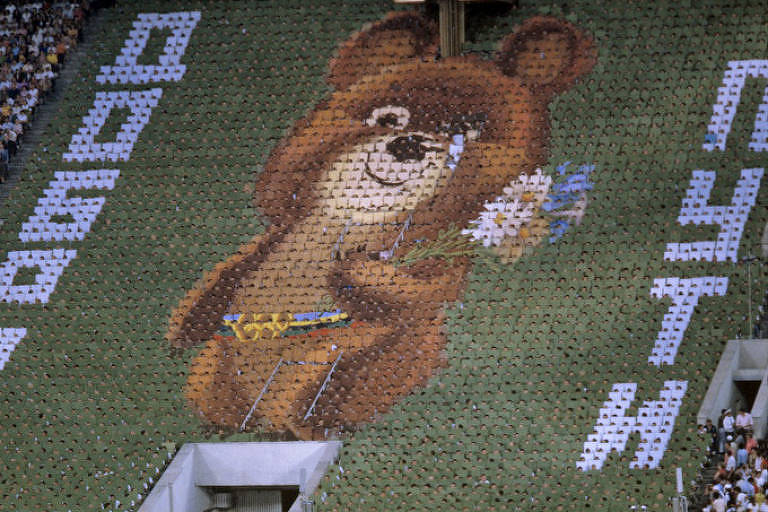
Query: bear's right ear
[{"left": 328, "top": 11, "right": 438, "bottom": 91}]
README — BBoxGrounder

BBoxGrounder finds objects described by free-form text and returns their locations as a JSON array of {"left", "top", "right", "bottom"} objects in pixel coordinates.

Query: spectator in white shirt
[
  {"left": 711, "top": 491, "right": 726, "bottom": 512},
  {"left": 757, "top": 468, "right": 768, "bottom": 488},
  {"left": 725, "top": 409, "right": 736, "bottom": 437},
  {"left": 737, "top": 408, "right": 754, "bottom": 436}
]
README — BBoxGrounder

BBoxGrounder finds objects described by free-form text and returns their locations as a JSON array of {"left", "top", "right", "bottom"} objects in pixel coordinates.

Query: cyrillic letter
[
  {"left": 96, "top": 11, "right": 201, "bottom": 84},
  {"left": 577, "top": 381, "right": 687, "bottom": 471},
  {"left": 62, "top": 89, "right": 162, "bottom": 162},
  {"left": 20, "top": 170, "right": 120, "bottom": 242},
  {"left": 0, "top": 328, "right": 26, "bottom": 370},
  {"left": 0, "top": 250, "right": 77, "bottom": 304},
  {"left": 664, "top": 169, "right": 762, "bottom": 262},
  {"left": 703, "top": 60, "right": 768, "bottom": 152}
]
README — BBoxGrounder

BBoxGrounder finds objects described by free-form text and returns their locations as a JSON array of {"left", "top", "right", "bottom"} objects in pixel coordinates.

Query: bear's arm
[
  {"left": 402, "top": 143, "right": 535, "bottom": 252},
  {"left": 331, "top": 143, "right": 533, "bottom": 319},
  {"left": 166, "top": 226, "right": 279, "bottom": 348},
  {"left": 331, "top": 251, "right": 470, "bottom": 323}
]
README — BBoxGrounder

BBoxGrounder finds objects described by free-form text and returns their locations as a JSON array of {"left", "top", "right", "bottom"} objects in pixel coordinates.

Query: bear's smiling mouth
[{"left": 363, "top": 164, "right": 407, "bottom": 187}]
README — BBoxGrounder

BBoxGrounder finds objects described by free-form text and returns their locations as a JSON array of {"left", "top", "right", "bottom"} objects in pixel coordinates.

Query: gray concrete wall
[
  {"left": 138, "top": 441, "right": 342, "bottom": 512},
  {"left": 194, "top": 441, "right": 340, "bottom": 487},
  {"left": 739, "top": 340, "right": 768, "bottom": 368},
  {"left": 138, "top": 444, "right": 211, "bottom": 512},
  {"left": 698, "top": 339, "right": 768, "bottom": 438},
  {"left": 752, "top": 370, "right": 768, "bottom": 439},
  {"left": 698, "top": 340, "right": 740, "bottom": 426}
]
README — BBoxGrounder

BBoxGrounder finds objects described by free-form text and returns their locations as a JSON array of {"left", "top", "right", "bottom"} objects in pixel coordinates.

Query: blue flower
[{"left": 544, "top": 162, "right": 594, "bottom": 243}]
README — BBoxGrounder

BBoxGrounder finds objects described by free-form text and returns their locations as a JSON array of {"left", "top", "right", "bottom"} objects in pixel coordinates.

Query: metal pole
[
  {"left": 670, "top": 495, "right": 688, "bottom": 511},
  {"left": 304, "top": 352, "right": 343, "bottom": 421},
  {"left": 239, "top": 358, "right": 283, "bottom": 432},
  {"left": 748, "top": 253, "right": 752, "bottom": 337},
  {"left": 438, "top": 0, "right": 461, "bottom": 57}
]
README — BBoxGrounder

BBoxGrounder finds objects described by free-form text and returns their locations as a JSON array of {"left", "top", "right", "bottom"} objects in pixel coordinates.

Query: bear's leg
[
  {"left": 187, "top": 322, "right": 393, "bottom": 434},
  {"left": 243, "top": 321, "right": 393, "bottom": 436},
  {"left": 185, "top": 335, "right": 257, "bottom": 430},
  {"left": 291, "top": 314, "right": 447, "bottom": 438}
]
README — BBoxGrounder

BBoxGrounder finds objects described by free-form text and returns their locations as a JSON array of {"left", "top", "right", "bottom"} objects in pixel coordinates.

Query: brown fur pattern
[{"left": 167, "top": 12, "right": 596, "bottom": 438}]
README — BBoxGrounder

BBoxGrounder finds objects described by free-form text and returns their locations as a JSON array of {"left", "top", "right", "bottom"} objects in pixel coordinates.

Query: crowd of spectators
[
  {"left": 700, "top": 408, "right": 768, "bottom": 511},
  {"left": 0, "top": 1, "right": 92, "bottom": 183}
]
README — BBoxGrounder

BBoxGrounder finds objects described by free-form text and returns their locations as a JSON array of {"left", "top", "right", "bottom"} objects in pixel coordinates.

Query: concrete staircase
[
  {"left": 687, "top": 452, "right": 721, "bottom": 511},
  {"left": 0, "top": 7, "right": 111, "bottom": 209}
]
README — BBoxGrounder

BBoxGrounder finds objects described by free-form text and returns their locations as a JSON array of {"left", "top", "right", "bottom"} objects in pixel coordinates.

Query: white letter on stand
[
  {"left": 0, "top": 250, "right": 77, "bottom": 304},
  {"left": 62, "top": 89, "right": 162, "bottom": 163},
  {"left": 703, "top": 60, "right": 768, "bottom": 152},
  {"left": 664, "top": 169, "right": 762, "bottom": 262},
  {"left": 96, "top": 11, "right": 201, "bottom": 84},
  {"left": 0, "top": 328, "right": 27, "bottom": 370},
  {"left": 577, "top": 381, "right": 687, "bottom": 471},
  {"left": 647, "top": 277, "right": 728, "bottom": 366},
  {"left": 19, "top": 170, "right": 120, "bottom": 242}
]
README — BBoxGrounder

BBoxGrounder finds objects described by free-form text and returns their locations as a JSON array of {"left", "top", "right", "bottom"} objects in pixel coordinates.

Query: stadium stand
[
  {"left": 691, "top": 415, "right": 768, "bottom": 511},
  {"left": 0, "top": 1, "right": 92, "bottom": 182},
  {"left": 0, "top": 1, "right": 765, "bottom": 511}
]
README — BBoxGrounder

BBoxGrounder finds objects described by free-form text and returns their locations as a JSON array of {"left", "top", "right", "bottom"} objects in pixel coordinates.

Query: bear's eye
[
  {"left": 439, "top": 112, "right": 488, "bottom": 136},
  {"left": 377, "top": 113, "right": 400, "bottom": 128},
  {"left": 365, "top": 105, "right": 410, "bottom": 130}
]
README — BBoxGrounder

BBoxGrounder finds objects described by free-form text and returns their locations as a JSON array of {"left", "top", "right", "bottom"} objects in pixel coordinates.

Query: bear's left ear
[
  {"left": 328, "top": 11, "right": 438, "bottom": 91},
  {"left": 496, "top": 16, "right": 596, "bottom": 97}
]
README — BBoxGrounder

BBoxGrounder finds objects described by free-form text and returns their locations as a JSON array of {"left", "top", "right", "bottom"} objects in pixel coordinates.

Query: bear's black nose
[{"left": 386, "top": 135, "right": 427, "bottom": 162}]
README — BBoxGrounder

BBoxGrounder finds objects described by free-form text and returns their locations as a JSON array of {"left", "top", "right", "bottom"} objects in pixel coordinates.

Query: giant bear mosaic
[{"left": 166, "top": 12, "right": 596, "bottom": 438}]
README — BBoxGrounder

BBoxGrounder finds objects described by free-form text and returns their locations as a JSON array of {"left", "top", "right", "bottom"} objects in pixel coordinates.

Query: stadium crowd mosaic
[{"left": 0, "top": 1, "right": 766, "bottom": 511}]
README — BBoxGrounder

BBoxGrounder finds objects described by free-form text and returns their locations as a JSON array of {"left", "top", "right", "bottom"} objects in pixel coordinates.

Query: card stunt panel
[{"left": 166, "top": 12, "right": 596, "bottom": 438}]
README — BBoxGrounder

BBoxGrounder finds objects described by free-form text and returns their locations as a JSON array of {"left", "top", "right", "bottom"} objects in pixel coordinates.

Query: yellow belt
[{"left": 223, "top": 310, "right": 349, "bottom": 342}]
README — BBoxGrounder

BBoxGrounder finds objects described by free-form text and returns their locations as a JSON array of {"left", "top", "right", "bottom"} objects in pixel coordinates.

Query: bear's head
[{"left": 256, "top": 12, "right": 596, "bottom": 243}]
